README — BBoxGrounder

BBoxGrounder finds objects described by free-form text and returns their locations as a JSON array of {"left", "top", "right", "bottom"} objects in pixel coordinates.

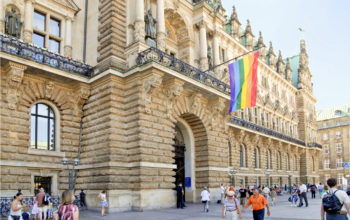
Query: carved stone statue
[
  {"left": 144, "top": 10, "right": 157, "bottom": 39},
  {"left": 5, "top": 8, "right": 21, "bottom": 38},
  {"left": 207, "top": 46, "right": 213, "bottom": 69}
]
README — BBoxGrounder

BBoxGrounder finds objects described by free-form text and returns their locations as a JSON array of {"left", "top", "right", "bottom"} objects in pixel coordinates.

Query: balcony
[
  {"left": 0, "top": 34, "right": 93, "bottom": 77},
  {"left": 307, "top": 142, "right": 323, "bottom": 149},
  {"left": 136, "top": 47, "right": 230, "bottom": 95},
  {"left": 229, "top": 116, "right": 306, "bottom": 146}
]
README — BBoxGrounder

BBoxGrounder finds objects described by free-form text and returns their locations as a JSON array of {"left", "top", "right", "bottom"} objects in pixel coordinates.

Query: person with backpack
[
  {"left": 36, "top": 188, "right": 47, "bottom": 220},
  {"left": 321, "top": 178, "right": 350, "bottom": 220}
]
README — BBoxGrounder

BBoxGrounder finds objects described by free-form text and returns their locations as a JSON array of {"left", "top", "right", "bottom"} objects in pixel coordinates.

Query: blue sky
[{"left": 222, "top": 0, "right": 350, "bottom": 111}]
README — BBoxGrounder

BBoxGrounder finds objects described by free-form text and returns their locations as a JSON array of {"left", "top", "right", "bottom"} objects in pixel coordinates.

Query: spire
[
  {"left": 230, "top": 5, "right": 241, "bottom": 40},
  {"left": 230, "top": 6, "right": 240, "bottom": 23},
  {"left": 268, "top": 42, "right": 275, "bottom": 57},
  {"left": 267, "top": 42, "right": 276, "bottom": 70},
  {"left": 299, "top": 39, "right": 309, "bottom": 69},
  {"left": 257, "top": 31, "right": 265, "bottom": 47},
  {"left": 245, "top": 20, "right": 253, "bottom": 36},
  {"left": 285, "top": 58, "right": 293, "bottom": 83},
  {"left": 276, "top": 50, "right": 285, "bottom": 74}
]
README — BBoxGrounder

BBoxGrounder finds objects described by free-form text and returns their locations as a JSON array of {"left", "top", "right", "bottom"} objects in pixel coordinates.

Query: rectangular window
[
  {"left": 33, "top": 33, "right": 45, "bottom": 48},
  {"left": 49, "top": 38, "right": 60, "bottom": 53},
  {"left": 324, "top": 145, "right": 329, "bottom": 154},
  {"left": 336, "top": 131, "right": 341, "bottom": 139},
  {"left": 34, "top": 11, "right": 46, "bottom": 31},
  {"left": 324, "top": 159, "right": 330, "bottom": 169},
  {"left": 336, "top": 143, "right": 342, "bottom": 153},
  {"left": 337, "top": 158, "right": 343, "bottom": 168},
  {"left": 221, "top": 49, "right": 225, "bottom": 62},
  {"left": 323, "top": 133, "right": 328, "bottom": 141},
  {"left": 49, "top": 18, "right": 60, "bottom": 37}
]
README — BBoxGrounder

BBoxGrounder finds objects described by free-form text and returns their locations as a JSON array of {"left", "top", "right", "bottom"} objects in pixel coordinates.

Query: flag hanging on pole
[{"left": 228, "top": 51, "right": 259, "bottom": 114}]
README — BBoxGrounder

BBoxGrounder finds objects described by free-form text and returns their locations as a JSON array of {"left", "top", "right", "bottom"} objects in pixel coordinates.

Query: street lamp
[
  {"left": 229, "top": 170, "right": 237, "bottom": 187},
  {"left": 62, "top": 157, "right": 80, "bottom": 190},
  {"left": 265, "top": 172, "right": 270, "bottom": 187}
]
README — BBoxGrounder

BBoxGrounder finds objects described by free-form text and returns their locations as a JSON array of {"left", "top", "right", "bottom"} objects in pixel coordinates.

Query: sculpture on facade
[
  {"left": 145, "top": 10, "right": 157, "bottom": 39},
  {"left": 207, "top": 46, "right": 213, "bottom": 69},
  {"left": 5, "top": 8, "right": 21, "bottom": 38}
]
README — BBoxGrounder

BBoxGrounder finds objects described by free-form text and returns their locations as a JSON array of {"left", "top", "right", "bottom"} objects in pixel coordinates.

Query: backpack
[
  {"left": 43, "top": 194, "right": 50, "bottom": 205},
  {"left": 322, "top": 190, "right": 343, "bottom": 213}
]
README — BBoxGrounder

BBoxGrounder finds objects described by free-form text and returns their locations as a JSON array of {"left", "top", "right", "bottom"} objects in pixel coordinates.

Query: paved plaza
[{"left": 79, "top": 194, "right": 322, "bottom": 220}]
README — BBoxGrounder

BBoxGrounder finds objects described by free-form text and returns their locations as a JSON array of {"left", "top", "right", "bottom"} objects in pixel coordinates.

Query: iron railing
[
  {"left": 307, "top": 142, "right": 323, "bottom": 149},
  {"left": 0, "top": 34, "right": 93, "bottom": 77},
  {"left": 136, "top": 47, "right": 230, "bottom": 95},
  {"left": 229, "top": 116, "right": 306, "bottom": 146}
]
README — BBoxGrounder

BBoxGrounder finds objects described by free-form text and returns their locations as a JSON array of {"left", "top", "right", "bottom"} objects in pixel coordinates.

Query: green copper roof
[
  {"left": 317, "top": 105, "right": 350, "bottom": 121},
  {"left": 286, "top": 55, "right": 300, "bottom": 88}
]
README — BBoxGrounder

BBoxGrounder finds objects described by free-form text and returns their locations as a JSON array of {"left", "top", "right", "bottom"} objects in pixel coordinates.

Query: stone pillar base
[
  {"left": 199, "top": 57, "right": 208, "bottom": 71},
  {"left": 96, "top": 55, "right": 127, "bottom": 73},
  {"left": 156, "top": 32, "right": 166, "bottom": 51}
]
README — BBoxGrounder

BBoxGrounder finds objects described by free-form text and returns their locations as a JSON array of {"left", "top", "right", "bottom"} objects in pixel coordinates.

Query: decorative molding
[
  {"left": 141, "top": 74, "right": 163, "bottom": 113},
  {"left": 163, "top": 78, "right": 184, "bottom": 117},
  {"left": 3, "top": 61, "right": 27, "bottom": 109}
]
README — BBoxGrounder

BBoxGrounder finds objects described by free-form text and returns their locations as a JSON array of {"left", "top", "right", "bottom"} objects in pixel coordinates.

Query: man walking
[
  {"left": 321, "top": 178, "right": 350, "bottom": 220},
  {"left": 239, "top": 185, "right": 247, "bottom": 208},
  {"left": 176, "top": 183, "right": 184, "bottom": 209},
  {"left": 36, "top": 188, "right": 47, "bottom": 220},
  {"left": 80, "top": 189, "right": 87, "bottom": 210},
  {"left": 244, "top": 187, "right": 271, "bottom": 220},
  {"left": 298, "top": 182, "right": 308, "bottom": 207}
]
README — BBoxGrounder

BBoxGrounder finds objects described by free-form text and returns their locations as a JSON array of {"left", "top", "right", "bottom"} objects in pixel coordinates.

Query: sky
[{"left": 221, "top": 0, "right": 350, "bottom": 111}]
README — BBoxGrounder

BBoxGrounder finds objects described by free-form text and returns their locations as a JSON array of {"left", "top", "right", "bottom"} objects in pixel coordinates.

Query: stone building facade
[
  {"left": 0, "top": 0, "right": 321, "bottom": 211},
  {"left": 317, "top": 105, "right": 350, "bottom": 188}
]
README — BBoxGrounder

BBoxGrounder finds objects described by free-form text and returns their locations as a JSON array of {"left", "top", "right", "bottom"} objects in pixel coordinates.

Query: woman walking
[
  {"left": 8, "top": 192, "right": 26, "bottom": 220},
  {"left": 56, "top": 190, "right": 79, "bottom": 220},
  {"left": 222, "top": 191, "right": 242, "bottom": 220},
  {"left": 98, "top": 190, "right": 108, "bottom": 216},
  {"left": 290, "top": 185, "right": 298, "bottom": 207},
  {"left": 270, "top": 188, "right": 277, "bottom": 206}
]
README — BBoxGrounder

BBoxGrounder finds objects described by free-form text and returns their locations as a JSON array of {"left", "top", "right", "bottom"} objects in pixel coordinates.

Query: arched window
[
  {"left": 312, "top": 157, "right": 315, "bottom": 171},
  {"left": 254, "top": 147, "right": 260, "bottom": 168},
  {"left": 277, "top": 152, "right": 281, "bottom": 170},
  {"left": 240, "top": 145, "right": 245, "bottom": 167},
  {"left": 286, "top": 154, "right": 290, "bottom": 170},
  {"left": 31, "top": 103, "right": 55, "bottom": 151}
]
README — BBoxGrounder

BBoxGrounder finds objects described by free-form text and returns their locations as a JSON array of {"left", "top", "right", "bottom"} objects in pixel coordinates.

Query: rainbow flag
[{"left": 228, "top": 51, "right": 259, "bottom": 113}]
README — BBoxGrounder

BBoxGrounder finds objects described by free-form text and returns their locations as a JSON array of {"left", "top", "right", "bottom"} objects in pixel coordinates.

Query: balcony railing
[
  {"left": 0, "top": 34, "right": 93, "bottom": 77},
  {"left": 136, "top": 47, "right": 230, "bottom": 95},
  {"left": 307, "top": 142, "right": 323, "bottom": 149},
  {"left": 229, "top": 116, "right": 306, "bottom": 146}
]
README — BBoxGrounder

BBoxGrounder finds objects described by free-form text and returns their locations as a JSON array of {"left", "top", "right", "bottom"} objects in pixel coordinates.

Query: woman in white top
[
  {"left": 201, "top": 187, "right": 210, "bottom": 212},
  {"left": 8, "top": 192, "right": 26, "bottom": 220},
  {"left": 222, "top": 191, "right": 241, "bottom": 220},
  {"left": 98, "top": 190, "right": 108, "bottom": 216}
]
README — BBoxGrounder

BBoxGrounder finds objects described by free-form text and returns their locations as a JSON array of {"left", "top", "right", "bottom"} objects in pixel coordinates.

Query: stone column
[
  {"left": 24, "top": 0, "right": 34, "bottom": 43},
  {"left": 199, "top": 22, "right": 208, "bottom": 71},
  {"left": 134, "top": 0, "right": 145, "bottom": 43},
  {"left": 64, "top": 17, "right": 72, "bottom": 57},
  {"left": 156, "top": 0, "right": 166, "bottom": 51},
  {"left": 213, "top": 31, "right": 220, "bottom": 76}
]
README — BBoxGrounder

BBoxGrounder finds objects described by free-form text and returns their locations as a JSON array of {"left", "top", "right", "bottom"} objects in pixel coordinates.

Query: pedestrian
[
  {"left": 21, "top": 206, "right": 30, "bottom": 220},
  {"left": 262, "top": 186, "right": 270, "bottom": 200},
  {"left": 98, "top": 190, "right": 108, "bottom": 216},
  {"left": 248, "top": 187, "right": 253, "bottom": 198},
  {"left": 321, "top": 178, "right": 350, "bottom": 220},
  {"left": 56, "top": 190, "right": 79, "bottom": 220},
  {"left": 238, "top": 185, "right": 247, "bottom": 208},
  {"left": 8, "top": 192, "right": 26, "bottom": 220},
  {"left": 31, "top": 197, "right": 39, "bottom": 220},
  {"left": 222, "top": 191, "right": 242, "bottom": 220},
  {"left": 201, "top": 187, "right": 210, "bottom": 212},
  {"left": 176, "top": 183, "right": 184, "bottom": 209},
  {"left": 36, "top": 188, "right": 47, "bottom": 220},
  {"left": 318, "top": 183, "right": 324, "bottom": 198},
  {"left": 243, "top": 187, "right": 271, "bottom": 220},
  {"left": 290, "top": 184, "right": 298, "bottom": 207},
  {"left": 79, "top": 189, "right": 87, "bottom": 210},
  {"left": 321, "top": 185, "right": 329, "bottom": 197},
  {"left": 311, "top": 184, "right": 316, "bottom": 199},
  {"left": 270, "top": 188, "right": 277, "bottom": 206},
  {"left": 219, "top": 184, "right": 225, "bottom": 204},
  {"left": 298, "top": 182, "right": 308, "bottom": 207}
]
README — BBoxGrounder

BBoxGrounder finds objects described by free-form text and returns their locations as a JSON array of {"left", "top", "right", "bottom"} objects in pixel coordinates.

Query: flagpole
[{"left": 204, "top": 47, "right": 265, "bottom": 73}]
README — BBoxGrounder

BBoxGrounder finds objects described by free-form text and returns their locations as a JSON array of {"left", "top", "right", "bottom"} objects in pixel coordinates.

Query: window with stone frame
[
  {"left": 240, "top": 145, "right": 247, "bottom": 167},
  {"left": 286, "top": 154, "right": 289, "bottom": 170},
  {"left": 248, "top": 108, "right": 252, "bottom": 122},
  {"left": 254, "top": 147, "right": 260, "bottom": 168},
  {"left": 293, "top": 156, "right": 297, "bottom": 171},
  {"left": 266, "top": 113, "right": 269, "bottom": 128},
  {"left": 277, "top": 152, "right": 282, "bottom": 170},
  {"left": 335, "top": 131, "right": 342, "bottom": 139},
  {"left": 254, "top": 108, "right": 258, "bottom": 124},
  {"left": 33, "top": 10, "right": 62, "bottom": 53},
  {"left": 337, "top": 157, "right": 343, "bottom": 168},
  {"left": 324, "top": 159, "right": 330, "bottom": 169},
  {"left": 312, "top": 157, "right": 315, "bottom": 171},
  {"left": 261, "top": 112, "right": 265, "bottom": 126},
  {"left": 323, "top": 145, "right": 329, "bottom": 154},
  {"left": 266, "top": 150, "right": 271, "bottom": 169},
  {"left": 30, "top": 103, "right": 55, "bottom": 151},
  {"left": 323, "top": 133, "right": 328, "bottom": 141},
  {"left": 336, "top": 143, "right": 342, "bottom": 154},
  {"left": 338, "top": 174, "right": 344, "bottom": 185}
]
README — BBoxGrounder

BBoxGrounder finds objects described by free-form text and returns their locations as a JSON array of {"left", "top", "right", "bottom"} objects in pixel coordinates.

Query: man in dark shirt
[
  {"left": 239, "top": 185, "right": 248, "bottom": 207},
  {"left": 176, "top": 183, "right": 184, "bottom": 209},
  {"left": 80, "top": 189, "right": 87, "bottom": 210}
]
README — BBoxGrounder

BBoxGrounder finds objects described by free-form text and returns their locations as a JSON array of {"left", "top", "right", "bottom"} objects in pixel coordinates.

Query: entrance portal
[{"left": 173, "top": 125, "right": 185, "bottom": 188}]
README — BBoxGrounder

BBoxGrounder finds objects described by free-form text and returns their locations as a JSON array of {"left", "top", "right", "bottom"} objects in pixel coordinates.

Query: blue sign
[
  {"left": 344, "top": 162, "right": 350, "bottom": 168},
  {"left": 185, "top": 177, "right": 191, "bottom": 187}
]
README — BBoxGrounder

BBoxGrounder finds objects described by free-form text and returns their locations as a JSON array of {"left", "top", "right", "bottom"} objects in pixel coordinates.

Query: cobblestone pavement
[{"left": 79, "top": 194, "right": 324, "bottom": 220}]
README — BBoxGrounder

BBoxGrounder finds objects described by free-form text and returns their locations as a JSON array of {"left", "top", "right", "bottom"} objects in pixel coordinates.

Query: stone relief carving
[
  {"left": 45, "top": 81, "right": 54, "bottom": 99},
  {"left": 75, "top": 85, "right": 90, "bottom": 112},
  {"left": 4, "top": 62, "right": 27, "bottom": 110},
  {"left": 190, "top": 93, "right": 202, "bottom": 112},
  {"left": 141, "top": 75, "right": 163, "bottom": 113},
  {"left": 164, "top": 80, "right": 184, "bottom": 117}
]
